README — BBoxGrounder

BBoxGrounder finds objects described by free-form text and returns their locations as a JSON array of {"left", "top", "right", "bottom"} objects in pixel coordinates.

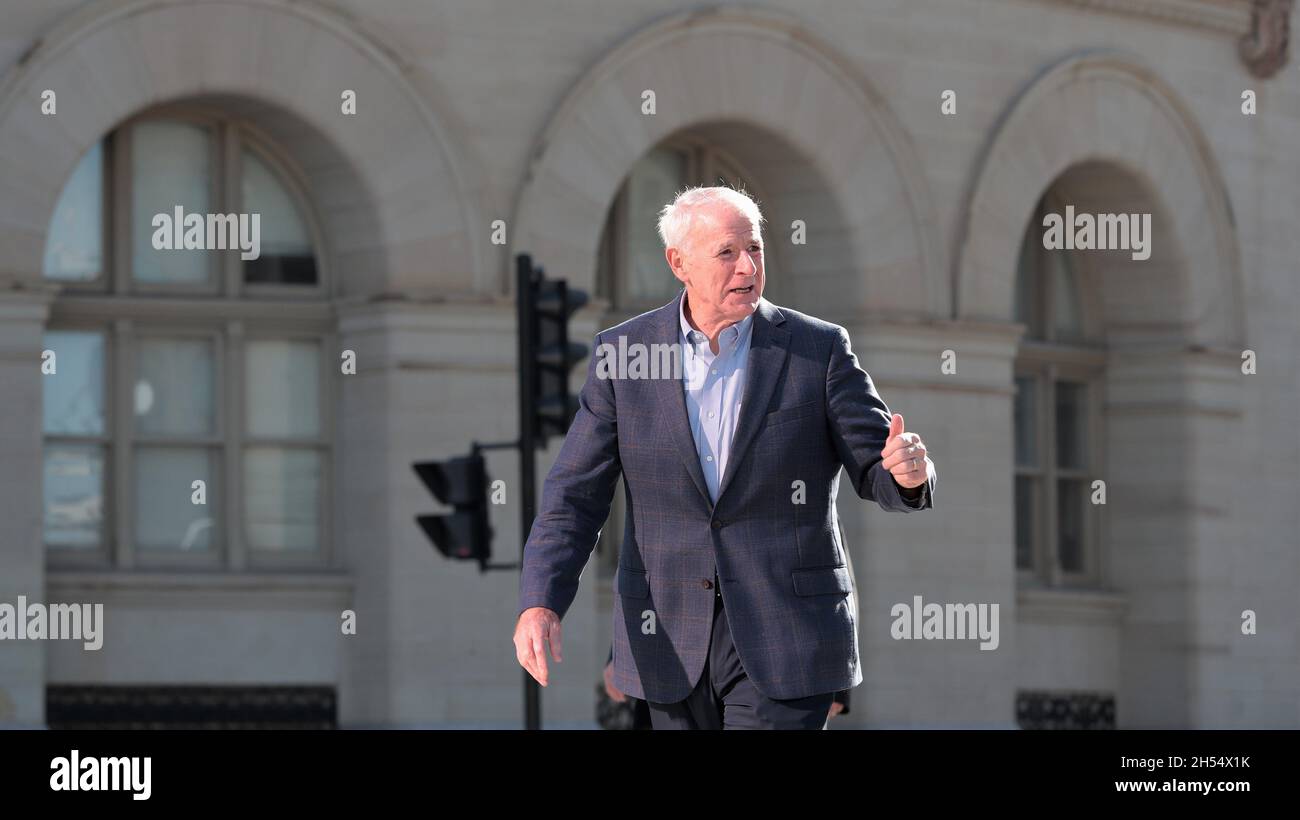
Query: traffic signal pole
[{"left": 517, "top": 254, "right": 542, "bottom": 731}]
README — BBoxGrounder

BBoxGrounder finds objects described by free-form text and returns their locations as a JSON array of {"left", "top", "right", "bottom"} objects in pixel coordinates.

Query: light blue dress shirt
[{"left": 679, "top": 291, "right": 755, "bottom": 504}]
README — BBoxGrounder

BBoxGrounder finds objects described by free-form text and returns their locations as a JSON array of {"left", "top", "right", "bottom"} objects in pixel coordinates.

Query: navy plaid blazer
[{"left": 518, "top": 291, "right": 935, "bottom": 703}]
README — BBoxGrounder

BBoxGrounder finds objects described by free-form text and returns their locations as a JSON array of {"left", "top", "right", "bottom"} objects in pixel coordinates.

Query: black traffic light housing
[
  {"left": 519, "top": 255, "right": 589, "bottom": 446},
  {"left": 413, "top": 450, "right": 492, "bottom": 570}
]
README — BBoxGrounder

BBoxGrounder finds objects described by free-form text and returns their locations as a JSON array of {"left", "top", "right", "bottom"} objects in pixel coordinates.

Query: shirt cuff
[{"left": 896, "top": 480, "right": 927, "bottom": 508}]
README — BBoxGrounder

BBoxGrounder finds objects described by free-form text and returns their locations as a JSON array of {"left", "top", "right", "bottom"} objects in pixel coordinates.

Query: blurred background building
[{"left": 0, "top": 0, "right": 1295, "bottom": 728}]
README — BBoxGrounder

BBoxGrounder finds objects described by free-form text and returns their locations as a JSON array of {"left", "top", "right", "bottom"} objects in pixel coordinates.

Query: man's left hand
[{"left": 880, "top": 413, "right": 930, "bottom": 490}]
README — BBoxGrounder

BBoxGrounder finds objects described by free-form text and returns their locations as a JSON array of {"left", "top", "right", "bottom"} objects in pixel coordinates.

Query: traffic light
[
  {"left": 518, "top": 255, "right": 588, "bottom": 446},
  {"left": 413, "top": 450, "right": 492, "bottom": 570}
]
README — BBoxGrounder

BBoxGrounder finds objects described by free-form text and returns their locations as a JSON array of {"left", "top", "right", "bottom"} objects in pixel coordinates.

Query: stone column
[{"left": 0, "top": 287, "right": 56, "bottom": 727}]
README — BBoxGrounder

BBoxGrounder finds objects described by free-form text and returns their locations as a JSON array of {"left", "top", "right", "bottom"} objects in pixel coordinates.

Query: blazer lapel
[
  {"left": 716, "top": 297, "right": 789, "bottom": 504},
  {"left": 652, "top": 290, "right": 712, "bottom": 509}
]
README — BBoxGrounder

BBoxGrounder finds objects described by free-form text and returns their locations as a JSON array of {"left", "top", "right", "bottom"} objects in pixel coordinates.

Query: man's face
[{"left": 666, "top": 201, "right": 764, "bottom": 326}]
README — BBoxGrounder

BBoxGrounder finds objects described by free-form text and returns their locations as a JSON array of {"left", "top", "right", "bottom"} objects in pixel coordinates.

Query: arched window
[
  {"left": 1013, "top": 192, "right": 1104, "bottom": 587},
  {"left": 595, "top": 138, "right": 763, "bottom": 311},
  {"left": 41, "top": 107, "right": 332, "bottom": 570}
]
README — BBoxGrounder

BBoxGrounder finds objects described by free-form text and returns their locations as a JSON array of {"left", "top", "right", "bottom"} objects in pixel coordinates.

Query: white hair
[{"left": 656, "top": 186, "right": 764, "bottom": 250}]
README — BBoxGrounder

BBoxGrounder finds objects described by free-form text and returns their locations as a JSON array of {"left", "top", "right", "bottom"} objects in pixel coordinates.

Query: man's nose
[{"left": 737, "top": 250, "right": 758, "bottom": 276}]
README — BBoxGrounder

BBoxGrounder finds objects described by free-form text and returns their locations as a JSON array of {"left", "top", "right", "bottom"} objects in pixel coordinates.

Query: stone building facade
[{"left": 0, "top": 0, "right": 1295, "bottom": 727}]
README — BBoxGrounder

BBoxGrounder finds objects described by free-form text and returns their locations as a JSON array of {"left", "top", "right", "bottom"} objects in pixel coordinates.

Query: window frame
[
  {"left": 127, "top": 323, "right": 226, "bottom": 569},
  {"left": 42, "top": 135, "right": 114, "bottom": 289},
  {"left": 233, "top": 122, "right": 330, "bottom": 300},
  {"left": 1014, "top": 193, "right": 1107, "bottom": 590},
  {"left": 1014, "top": 354, "right": 1106, "bottom": 588},
  {"left": 41, "top": 324, "right": 115, "bottom": 569},
  {"left": 239, "top": 328, "right": 336, "bottom": 570},
  {"left": 43, "top": 106, "right": 334, "bottom": 572},
  {"left": 58, "top": 104, "right": 329, "bottom": 300},
  {"left": 119, "top": 111, "right": 225, "bottom": 296}
]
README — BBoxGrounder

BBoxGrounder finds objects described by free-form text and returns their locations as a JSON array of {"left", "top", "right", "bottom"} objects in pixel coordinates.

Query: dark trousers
[{"left": 645, "top": 581, "right": 834, "bottom": 730}]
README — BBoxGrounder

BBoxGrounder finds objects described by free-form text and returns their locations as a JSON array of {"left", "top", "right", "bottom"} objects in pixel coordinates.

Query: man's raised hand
[
  {"left": 513, "top": 606, "right": 562, "bottom": 686},
  {"left": 880, "top": 412, "right": 930, "bottom": 490}
]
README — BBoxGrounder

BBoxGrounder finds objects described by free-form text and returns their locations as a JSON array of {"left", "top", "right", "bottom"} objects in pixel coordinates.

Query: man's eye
[{"left": 718, "top": 249, "right": 733, "bottom": 256}]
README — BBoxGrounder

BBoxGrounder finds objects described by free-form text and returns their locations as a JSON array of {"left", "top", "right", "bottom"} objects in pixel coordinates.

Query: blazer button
[
  {"left": 711, "top": 520, "right": 722, "bottom": 529},
  {"left": 702, "top": 578, "right": 713, "bottom": 589}
]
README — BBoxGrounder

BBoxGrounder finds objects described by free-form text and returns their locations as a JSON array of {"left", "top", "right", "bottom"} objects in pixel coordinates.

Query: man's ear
[{"left": 665, "top": 247, "right": 687, "bottom": 285}]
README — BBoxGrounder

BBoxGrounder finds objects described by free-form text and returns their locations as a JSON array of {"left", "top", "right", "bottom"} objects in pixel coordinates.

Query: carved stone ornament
[{"left": 1239, "top": 0, "right": 1293, "bottom": 78}]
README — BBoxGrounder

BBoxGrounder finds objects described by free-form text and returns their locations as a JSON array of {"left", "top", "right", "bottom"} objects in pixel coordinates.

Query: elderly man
[{"left": 514, "top": 187, "right": 935, "bottom": 729}]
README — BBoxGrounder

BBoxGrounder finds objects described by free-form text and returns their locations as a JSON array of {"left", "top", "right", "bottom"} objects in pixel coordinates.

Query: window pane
[
  {"left": 134, "top": 337, "right": 215, "bottom": 436},
  {"left": 1014, "top": 476, "right": 1035, "bottom": 571},
  {"left": 624, "top": 147, "right": 688, "bottom": 304},
  {"left": 245, "top": 340, "right": 320, "bottom": 438},
  {"left": 1013, "top": 376, "right": 1037, "bottom": 467},
  {"left": 43, "top": 141, "right": 103, "bottom": 281},
  {"left": 1055, "top": 382, "right": 1086, "bottom": 470},
  {"left": 134, "top": 446, "right": 217, "bottom": 551},
  {"left": 132, "top": 121, "right": 212, "bottom": 284},
  {"left": 244, "top": 447, "right": 321, "bottom": 551},
  {"left": 43, "top": 330, "right": 106, "bottom": 435},
  {"left": 1057, "top": 478, "right": 1085, "bottom": 573},
  {"left": 44, "top": 445, "right": 105, "bottom": 549},
  {"left": 241, "top": 149, "right": 317, "bottom": 285},
  {"left": 1048, "top": 247, "right": 1084, "bottom": 341}
]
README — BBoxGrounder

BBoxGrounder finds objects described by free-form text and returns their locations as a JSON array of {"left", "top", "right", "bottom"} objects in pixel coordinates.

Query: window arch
[
  {"left": 41, "top": 106, "right": 333, "bottom": 571},
  {"left": 1013, "top": 191, "right": 1105, "bottom": 588},
  {"left": 595, "top": 137, "right": 771, "bottom": 312}
]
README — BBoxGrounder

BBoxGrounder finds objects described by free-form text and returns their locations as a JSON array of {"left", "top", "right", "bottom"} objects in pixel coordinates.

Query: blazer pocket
[
  {"left": 791, "top": 565, "right": 853, "bottom": 597},
  {"left": 763, "top": 400, "right": 818, "bottom": 428},
  {"left": 616, "top": 567, "right": 650, "bottom": 598}
]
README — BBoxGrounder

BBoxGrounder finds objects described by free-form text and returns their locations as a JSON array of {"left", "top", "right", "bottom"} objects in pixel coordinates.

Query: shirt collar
[{"left": 679, "top": 290, "right": 755, "bottom": 350}]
